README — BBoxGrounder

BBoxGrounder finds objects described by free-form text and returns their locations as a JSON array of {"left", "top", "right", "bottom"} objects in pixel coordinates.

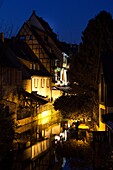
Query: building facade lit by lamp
[{"left": 54, "top": 52, "right": 69, "bottom": 87}]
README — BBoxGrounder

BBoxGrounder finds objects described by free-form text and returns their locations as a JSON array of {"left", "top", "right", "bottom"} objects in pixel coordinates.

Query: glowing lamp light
[
  {"left": 60, "top": 132, "right": 65, "bottom": 138},
  {"left": 38, "top": 110, "right": 51, "bottom": 125},
  {"left": 78, "top": 124, "right": 89, "bottom": 129},
  {"left": 55, "top": 135, "right": 60, "bottom": 141},
  {"left": 56, "top": 67, "right": 60, "bottom": 71}
]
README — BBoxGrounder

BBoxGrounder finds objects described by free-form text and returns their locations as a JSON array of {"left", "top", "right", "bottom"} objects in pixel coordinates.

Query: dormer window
[
  {"left": 30, "top": 63, "right": 32, "bottom": 70},
  {"left": 30, "top": 63, "right": 36, "bottom": 70},
  {"left": 37, "top": 64, "right": 40, "bottom": 70},
  {"left": 33, "top": 63, "right": 36, "bottom": 70}
]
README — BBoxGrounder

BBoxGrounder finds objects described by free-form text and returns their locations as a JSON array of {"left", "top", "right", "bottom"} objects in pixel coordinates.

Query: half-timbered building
[{"left": 16, "top": 11, "right": 70, "bottom": 98}]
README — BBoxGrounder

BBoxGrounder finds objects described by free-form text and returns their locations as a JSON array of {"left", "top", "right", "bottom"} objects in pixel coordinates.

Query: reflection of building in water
[
  {"left": 14, "top": 104, "right": 61, "bottom": 169},
  {"left": 15, "top": 103, "right": 61, "bottom": 144}
]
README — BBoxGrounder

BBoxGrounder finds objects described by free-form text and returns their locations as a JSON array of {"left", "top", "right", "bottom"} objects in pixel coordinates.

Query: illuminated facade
[
  {"left": 54, "top": 52, "right": 69, "bottom": 86},
  {"left": 16, "top": 11, "right": 70, "bottom": 98},
  {"left": 6, "top": 38, "right": 62, "bottom": 133},
  {"left": 23, "top": 75, "right": 51, "bottom": 99}
]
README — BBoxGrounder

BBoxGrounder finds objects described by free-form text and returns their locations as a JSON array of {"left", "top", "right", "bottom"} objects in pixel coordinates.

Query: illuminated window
[
  {"left": 30, "top": 63, "right": 32, "bottom": 70},
  {"left": 63, "top": 56, "right": 67, "bottom": 68},
  {"left": 34, "top": 79, "right": 38, "bottom": 88},
  {"left": 55, "top": 59, "right": 58, "bottom": 67},
  {"left": 46, "top": 79, "right": 50, "bottom": 88},
  {"left": 33, "top": 63, "right": 36, "bottom": 70},
  {"left": 41, "top": 79, "right": 45, "bottom": 88},
  {"left": 30, "top": 63, "right": 36, "bottom": 70},
  {"left": 37, "top": 64, "right": 40, "bottom": 70}
]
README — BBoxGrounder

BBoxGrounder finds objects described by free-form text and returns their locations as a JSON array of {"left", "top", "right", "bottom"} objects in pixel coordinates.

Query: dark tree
[
  {"left": 55, "top": 11, "right": 113, "bottom": 124},
  {"left": 79, "top": 10, "right": 113, "bottom": 91},
  {"left": 68, "top": 11, "right": 113, "bottom": 124},
  {"left": 53, "top": 93, "right": 94, "bottom": 120}
]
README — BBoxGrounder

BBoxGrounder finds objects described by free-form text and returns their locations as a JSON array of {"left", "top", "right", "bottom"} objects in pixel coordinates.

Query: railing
[
  {"left": 17, "top": 107, "right": 36, "bottom": 120},
  {"left": 17, "top": 108, "right": 31, "bottom": 120}
]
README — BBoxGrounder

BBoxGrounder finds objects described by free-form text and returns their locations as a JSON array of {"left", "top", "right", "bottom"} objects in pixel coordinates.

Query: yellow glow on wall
[
  {"left": 23, "top": 79, "right": 31, "bottom": 93},
  {"left": 99, "top": 104, "right": 105, "bottom": 110},
  {"left": 99, "top": 104, "right": 106, "bottom": 131},
  {"left": 78, "top": 124, "right": 89, "bottom": 129},
  {"left": 38, "top": 110, "right": 51, "bottom": 125},
  {"left": 98, "top": 122, "right": 105, "bottom": 131},
  {"left": 52, "top": 89, "right": 63, "bottom": 101}
]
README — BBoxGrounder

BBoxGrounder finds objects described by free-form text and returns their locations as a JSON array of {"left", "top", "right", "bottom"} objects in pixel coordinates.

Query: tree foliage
[
  {"left": 70, "top": 11, "right": 113, "bottom": 94},
  {"left": 53, "top": 93, "right": 95, "bottom": 119},
  {"left": 54, "top": 11, "right": 113, "bottom": 122},
  {"left": 67, "top": 11, "right": 113, "bottom": 122},
  {"left": 79, "top": 10, "right": 113, "bottom": 90},
  {"left": 80, "top": 11, "right": 113, "bottom": 116}
]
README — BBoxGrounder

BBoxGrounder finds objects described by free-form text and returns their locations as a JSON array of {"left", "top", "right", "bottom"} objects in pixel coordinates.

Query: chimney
[
  {"left": 0, "top": 32, "right": 4, "bottom": 42},
  {"left": 32, "top": 10, "right": 36, "bottom": 15}
]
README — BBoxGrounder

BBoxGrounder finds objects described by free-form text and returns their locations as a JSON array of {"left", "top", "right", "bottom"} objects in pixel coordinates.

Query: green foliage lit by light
[
  {"left": 53, "top": 93, "right": 95, "bottom": 119},
  {"left": 56, "top": 67, "right": 60, "bottom": 72}
]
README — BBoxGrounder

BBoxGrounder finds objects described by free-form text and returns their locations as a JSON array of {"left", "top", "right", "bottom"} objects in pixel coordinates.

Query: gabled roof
[
  {"left": 8, "top": 39, "right": 39, "bottom": 62},
  {"left": 29, "top": 25, "right": 57, "bottom": 59},
  {"left": 28, "top": 11, "right": 63, "bottom": 60},
  {"left": 6, "top": 39, "right": 51, "bottom": 78},
  {"left": 29, "top": 10, "right": 58, "bottom": 40},
  {"left": 0, "top": 40, "right": 21, "bottom": 69},
  {"left": 101, "top": 51, "right": 113, "bottom": 83},
  {"left": 16, "top": 21, "right": 58, "bottom": 61},
  {"left": 23, "top": 64, "right": 51, "bottom": 77},
  {"left": 0, "top": 40, "right": 32, "bottom": 79},
  {"left": 16, "top": 11, "right": 64, "bottom": 62}
]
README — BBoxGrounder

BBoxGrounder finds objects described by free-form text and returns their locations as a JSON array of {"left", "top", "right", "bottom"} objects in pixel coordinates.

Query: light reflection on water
[
  {"left": 11, "top": 121, "right": 61, "bottom": 169},
  {"left": 61, "top": 157, "right": 66, "bottom": 168}
]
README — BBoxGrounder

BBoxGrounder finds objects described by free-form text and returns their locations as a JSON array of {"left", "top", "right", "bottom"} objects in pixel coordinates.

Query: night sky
[{"left": 0, "top": 0, "right": 113, "bottom": 44}]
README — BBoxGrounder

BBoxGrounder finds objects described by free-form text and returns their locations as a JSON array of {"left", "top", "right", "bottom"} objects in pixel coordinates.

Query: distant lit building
[{"left": 16, "top": 11, "right": 70, "bottom": 100}]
